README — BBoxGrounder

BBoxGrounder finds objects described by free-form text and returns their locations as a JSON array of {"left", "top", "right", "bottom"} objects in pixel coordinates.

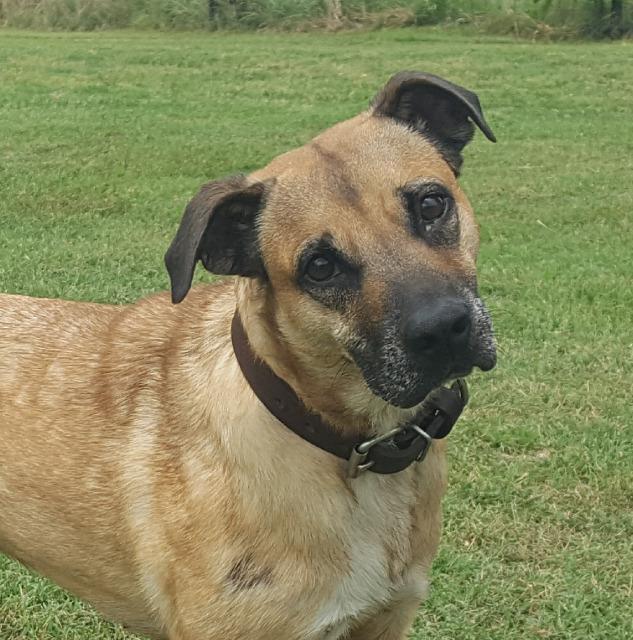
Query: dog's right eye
[
  {"left": 419, "top": 194, "right": 448, "bottom": 221},
  {"left": 305, "top": 255, "right": 339, "bottom": 282},
  {"left": 298, "top": 241, "right": 360, "bottom": 308}
]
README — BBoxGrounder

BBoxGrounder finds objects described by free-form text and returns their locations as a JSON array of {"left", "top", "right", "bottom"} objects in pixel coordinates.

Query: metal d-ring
[{"left": 411, "top": 425, "right": 432, "bottom": 461}]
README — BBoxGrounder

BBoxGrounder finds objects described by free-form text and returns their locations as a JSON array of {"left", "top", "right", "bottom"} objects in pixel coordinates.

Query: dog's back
[
  {"left": 0, "top": 295, "right": 140, "bottom": 616},
  {"left": 0, "top": 293, "right": 171, "bottom": 633},
  {"left": 0, "top": 293, "right": 115, "bottom": 391},
  {"left": 0, "top": 287, "right": 240, "bottom": 637}
]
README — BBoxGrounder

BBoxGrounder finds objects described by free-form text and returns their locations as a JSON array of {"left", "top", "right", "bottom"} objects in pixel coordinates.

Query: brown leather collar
[{"left": 231, "top": 311, "right": 468, "bottom": 477}]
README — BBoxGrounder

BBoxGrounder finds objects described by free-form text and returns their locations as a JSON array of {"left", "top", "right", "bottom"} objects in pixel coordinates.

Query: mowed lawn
[{"left": 0, "top": 27, "right": 632, "bottom": 640}]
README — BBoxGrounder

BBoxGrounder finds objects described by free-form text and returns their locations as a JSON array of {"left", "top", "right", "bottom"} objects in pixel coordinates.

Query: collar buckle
[
  {"left": 411, "top": 425, "right": 433, "bottom": 461},
  {"left": 347, "top": 427, "right": 404, "bottom": 479},
  {"left": 346, "top": 379, "right": 468, "bottom": 479}
]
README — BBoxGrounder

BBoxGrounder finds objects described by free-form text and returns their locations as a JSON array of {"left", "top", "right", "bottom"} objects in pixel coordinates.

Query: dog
[{"left": 0, "top": 71, "right": 496, "bottom": 640}]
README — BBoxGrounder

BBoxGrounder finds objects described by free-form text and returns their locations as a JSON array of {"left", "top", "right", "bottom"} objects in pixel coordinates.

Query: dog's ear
[
  {"left": 165, "top": 175, "right": 269, "bottom": 304},
  {"left": 372, "top": 71, "right": 496, "bottom": 172}
]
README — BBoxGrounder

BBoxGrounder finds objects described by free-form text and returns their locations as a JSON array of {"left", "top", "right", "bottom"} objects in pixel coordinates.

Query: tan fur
[{"left": 0, "top": 85, "right": 490, "bottom": 639}]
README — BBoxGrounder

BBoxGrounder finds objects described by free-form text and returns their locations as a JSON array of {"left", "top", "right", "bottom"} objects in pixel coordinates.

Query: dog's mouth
[
  {"left": 358, "top": 354, "right": 494, "bottom": 410},
  {"left": 348, "top": 295, "right": 496, "bottom": 409}
]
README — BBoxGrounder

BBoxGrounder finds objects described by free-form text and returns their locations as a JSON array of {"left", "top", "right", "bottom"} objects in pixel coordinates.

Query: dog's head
[{"left": 166, "top": 71, "right": 497, "bottom": 414}]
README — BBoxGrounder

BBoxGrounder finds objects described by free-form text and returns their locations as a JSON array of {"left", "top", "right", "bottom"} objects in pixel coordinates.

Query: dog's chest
[{"left": 307, "top": 475, "right": 422, "bottom": 639}]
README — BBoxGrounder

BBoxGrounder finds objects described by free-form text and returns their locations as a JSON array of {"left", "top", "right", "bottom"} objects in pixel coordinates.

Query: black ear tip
[
  {"left": 462, "top": 95, "right": 497, "bottom": 143},
  {"left": 171, "top": 289, "right": 186, "bottom": 304},
  {"left": 482, "top": 125, "right": 497, "bottom": 143},
  {"left": 164, "top": 247, "right": 192, "bottom": 304},
  {"left": 467, "top": 110, "right": 496, "bottom": 143},
  {"left": 168, "top": 274, "right": 191, "bottom": 304}
]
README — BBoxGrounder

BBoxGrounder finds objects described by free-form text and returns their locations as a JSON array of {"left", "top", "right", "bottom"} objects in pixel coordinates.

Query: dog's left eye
[{"left": 305, "top": 255, "right": 339, "bottom": 282}]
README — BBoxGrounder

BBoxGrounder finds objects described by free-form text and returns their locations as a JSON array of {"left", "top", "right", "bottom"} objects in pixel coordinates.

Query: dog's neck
[
  {"left": 230, "top": 303, "right": 466, "bottom": 479},
  {"left": 234, "top": 281, "right": 418, "bottom": 438}
]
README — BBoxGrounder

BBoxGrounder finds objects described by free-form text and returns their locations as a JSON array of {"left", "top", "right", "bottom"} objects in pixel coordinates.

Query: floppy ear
[
  {"left": 372, "top": 71, "right": 496, "bottom": 172},
  {"left": 165, "top": 175, "right": 269, "bottom": 304}
]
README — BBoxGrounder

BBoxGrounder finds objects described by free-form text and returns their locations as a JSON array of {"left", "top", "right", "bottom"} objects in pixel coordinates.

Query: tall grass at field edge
[{"left": 1, "top": 0, "right": 632, "bottom": 38}]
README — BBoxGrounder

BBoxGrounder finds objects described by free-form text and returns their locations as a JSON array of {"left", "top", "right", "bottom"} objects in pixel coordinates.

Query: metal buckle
[
  {"left": 411, "top": 425, "right": 432, "bottom": 461},
  {"left": 346, "top": 380, "right": 467, "bottom": 479},
  {"left": 347, "top": 427, "right": 403, "bottom": 479}
]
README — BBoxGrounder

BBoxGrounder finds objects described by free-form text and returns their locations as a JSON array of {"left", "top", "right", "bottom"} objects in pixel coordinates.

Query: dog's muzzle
[{"left": 349, "top": 287, "right": 496, "bottom": 409}]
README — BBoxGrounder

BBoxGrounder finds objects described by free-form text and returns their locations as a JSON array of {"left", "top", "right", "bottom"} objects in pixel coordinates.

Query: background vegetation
[
  {"left": 0, "top": 0, "right": 632, "bottom": 37},
  {"left": 1, "top": 27, "right": 632, "bottom": 639}
]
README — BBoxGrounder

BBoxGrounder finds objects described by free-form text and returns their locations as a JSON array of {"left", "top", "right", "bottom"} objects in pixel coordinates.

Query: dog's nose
[{"left": 402, "top": 298, "right": 471, "bottom": 358}]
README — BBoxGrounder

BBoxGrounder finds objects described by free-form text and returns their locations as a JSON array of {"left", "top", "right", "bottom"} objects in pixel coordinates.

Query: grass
[{"left": 0, "top": 27, "right": 632, "bottom": 640}]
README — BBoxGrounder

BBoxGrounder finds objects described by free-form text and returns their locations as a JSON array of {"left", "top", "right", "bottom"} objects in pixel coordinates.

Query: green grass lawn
[{"left": 1, "top": 27, "right": 632, "bottom": 640}]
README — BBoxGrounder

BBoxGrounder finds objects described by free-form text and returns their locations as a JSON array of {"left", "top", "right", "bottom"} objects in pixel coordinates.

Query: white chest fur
[{"left": 307, "top": 472, "right": 428, "bottom": 640}]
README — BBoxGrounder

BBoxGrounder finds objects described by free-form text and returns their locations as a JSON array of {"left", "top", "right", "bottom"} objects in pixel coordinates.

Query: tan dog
[{"left": 0, "top": 71, "right": 496, "bottom": 640}]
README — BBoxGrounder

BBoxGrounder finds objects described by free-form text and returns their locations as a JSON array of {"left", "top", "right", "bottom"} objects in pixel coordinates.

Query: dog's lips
[
  {"left": 348, "top": 340, "right": 480, "bottom": 409},
  {"left": 471, "top": 340, "right": 497, "bottom": 373},
  {"left": 391, "top": 347, "right": 497, "bottom": 408},
  {"left": 449, "top": 366, "right": 474, "bottom": 379},
  {"left": 389, "top": 384, "right": 436, "bottom": 409}
]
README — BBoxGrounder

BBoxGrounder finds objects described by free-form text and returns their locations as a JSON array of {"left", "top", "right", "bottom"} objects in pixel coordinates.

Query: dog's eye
[
  {"left": 419, "top": 194, "right": 448, "bottom": 221},
  {"left": 305, "top": 255, "right": 338, "bottom": 282}
]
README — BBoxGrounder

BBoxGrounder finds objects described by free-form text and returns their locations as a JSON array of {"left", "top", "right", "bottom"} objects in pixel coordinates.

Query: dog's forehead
[
  {"left": 256, "top": 114, "right": 456, "bottom": 196},
  {"left": 253, "top": 114, "right": 465, "bottom": 263},
  {"left": 312, "top": 114, "right": 455, "bottom": 184}
]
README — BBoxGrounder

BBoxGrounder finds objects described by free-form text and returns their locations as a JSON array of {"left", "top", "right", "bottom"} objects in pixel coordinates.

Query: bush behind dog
[{"left": 0, "top": 0, "right": 631, "bottom": 38}]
